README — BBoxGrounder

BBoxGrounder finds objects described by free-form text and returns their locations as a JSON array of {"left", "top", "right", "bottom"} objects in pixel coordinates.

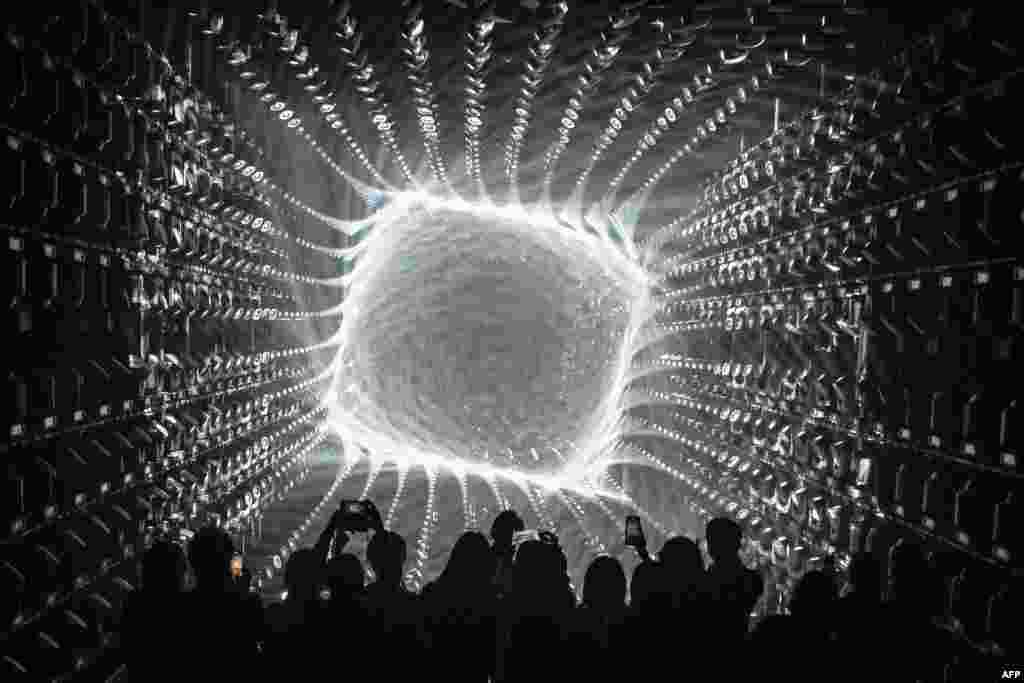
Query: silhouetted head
[
  {"left": 514, "top": 540, "right": 561, "bottom": 579},
  {"left": 326, "top": 553, "right": 365, "bottom": 598},
  {"left": 512, "top": 540, "right": 568, "bottom": 611},
  {"left": 582, "top": 555, "right": 626, "bottom": 612},
  {"left": 441, "top": 531, "right": 494, "bottom": 590},
  {"left": 630, "top": 561, "right": 666, "bottom": 611},
  {"left": 491, "top": 510, "right": 525, "bottom": 550},
  {"left": 142, "top": 540, "right": 188, "bottom": 594},
  {"left": 789, "top": 570, "right": 836, "bottom": 621},
  {"left": 660, "top": 536, "right": 704, "bottom": 587},
  {"left": 284, "top": 548, "right": 323, "bottom": 601},
  {"left": 188, "top": 526, "right": 235, "bottom": 589},
  {"left": 847, "top": 551, "right": 882, "bottom": 602},
  {"left": 705, "top": 517, "right": 743, "bottom": 566},
  {"left": 367, "top": 530, "right": 407, "bottom": 585}
]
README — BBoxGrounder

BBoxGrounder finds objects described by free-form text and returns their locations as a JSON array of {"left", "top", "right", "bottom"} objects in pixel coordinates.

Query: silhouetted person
[
  {"left": 490, "top": 509, "right": 524, "bottom": 598},
  {"left": 183, "top": 527, "right": 264, "bottom": 677},
  {"left": 581, "top": 555, "right": 627, "bottom": 616},
  {"left": 834, "top": 552, "right": 887, "bottom": 683},
  {"left": 568, "top": 555, "right": 629, "bottom": 680},
  {"left": 658, "top": 536, "right": 709, "bottom": 651},
  {"left": 581, "top": 554, "right": 629, "bottom": 638},
  {"left": 326, "top": 552, "right": 366, "bottom": 611},
  {"left": 625, "top": 559, "right": 676, "bottom": 676},
  {"left": 321, "top": 552, "right": 373, "bottom": 678},
  {"left": 790, "top": 570, "right": 838, "bottom": 677},
  {"left": 660, "top": 536, "right": 707, "bottom": 609},
  {"left": 422, "top": 532, "right": 498, "bottom": 683},
  {"left": 365, "top": 530, "right": 413, "bottom": 604},
  {"left": 629, "top": 559, "right": 665, "bottom": 613},
  {"left": 497, "top": 539, "right": 573, "bottom": 683},
  {"left": 882, "top": 541, "right": 952, "bottom": 682},
  {"left": 264, "top": 548, "right": 331, "bottom": 672},
  {"left": 120, "top": 541, "right": 189, "bottom": 678},
  {"left": 424, "top": 531, "right": 495, "bottom": 600},
  {"left": 318, "top": 507, "right": 370, "bottom": 616},
  {"left": 364, "top": 530, "right": 422, "bottom": 678},
  {"left": 703, "top": 517, "right": 764, "bottom": 647},
  {"left": 509, "top": 539, "right": 574, "bottom": 617}
]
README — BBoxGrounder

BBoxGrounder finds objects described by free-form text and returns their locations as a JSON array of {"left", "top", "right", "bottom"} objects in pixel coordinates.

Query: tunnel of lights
[
  {"left": 205, "top": 1, "right": 1022, "bottom": 600},
  {"left": 2, "top": 1, "right": 1022, "bottom": 674}
]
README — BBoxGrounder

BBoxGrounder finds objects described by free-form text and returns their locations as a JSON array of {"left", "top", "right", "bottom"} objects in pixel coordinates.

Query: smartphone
[
  {"left": 624, "top": 515, "right": 645, "bottom": 548},
  {"left": 230, "top": 554, "right": 243, "bottom": 579}
]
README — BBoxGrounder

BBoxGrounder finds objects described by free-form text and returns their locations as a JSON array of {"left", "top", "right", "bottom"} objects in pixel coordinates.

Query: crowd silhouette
[{"left": 111, "top": 501, "right": 972, "bottom": 682}]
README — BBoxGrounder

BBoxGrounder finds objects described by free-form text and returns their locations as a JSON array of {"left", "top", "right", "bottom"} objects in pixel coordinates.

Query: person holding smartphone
[
  {"left": 119, "top": 540, "right": 191, "bottom": 679},
  {"left": 264, "top": 500, "right": 383, "bottom": 675}
]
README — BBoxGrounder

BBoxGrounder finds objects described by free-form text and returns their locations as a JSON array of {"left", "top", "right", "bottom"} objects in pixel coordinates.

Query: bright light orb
[{"left": 329, "top": 194, "right": 650, "bottom": 497}]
